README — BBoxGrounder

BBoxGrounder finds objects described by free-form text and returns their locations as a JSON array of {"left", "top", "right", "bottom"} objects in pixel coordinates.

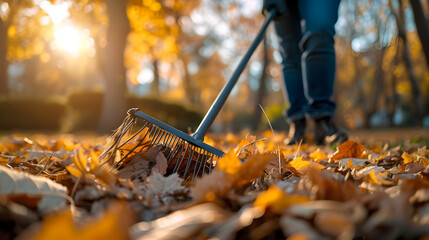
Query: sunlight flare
[{"left": 54, "top": 25, "right": 83, "bottom": 56}]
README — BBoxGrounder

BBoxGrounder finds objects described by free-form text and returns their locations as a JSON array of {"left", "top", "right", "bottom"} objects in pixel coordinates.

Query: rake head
[{"left": 99, "top": 108, "right": 224, "bottom": 181}]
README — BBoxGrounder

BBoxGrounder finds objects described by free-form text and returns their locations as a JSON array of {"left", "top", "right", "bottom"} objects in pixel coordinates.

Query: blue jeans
[{"left": 274, "top": 0, "right": 341, "bottom": 122}]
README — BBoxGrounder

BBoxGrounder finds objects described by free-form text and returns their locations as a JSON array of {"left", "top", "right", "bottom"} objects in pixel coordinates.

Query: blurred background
[{"left": 0, "top": 0, "right": 428, "bottom": 134}]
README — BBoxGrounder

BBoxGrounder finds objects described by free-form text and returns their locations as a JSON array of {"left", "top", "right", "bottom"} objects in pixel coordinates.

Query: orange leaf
[
  {"left": 402, "top": 152, "right": 416, "bottom": 164},
  {"left": 217, "top": 150, "right": 241, "bottom": 175},
  {"left": 32, "top": 202, "right": 133, "bottom": 240},
  {"left": 254, "top": 185, "right": 309, "bottom": 214},
  {"left": 191, "top": 153, "right": 274, "bottom": 203},
  {"left": 287, "top": 156, "right": 325, "bottom": 174},
  {"left": 366, "top": 170, "right": 389, "bottom": 185},
  {"left": 330, "top": 140, "right": 365, "bottom": 161},
  {"left": 309, "top": 149, "right": 328, "bottom": 162},
  {"left": 289, "top": 156, "right": 311, "bottom": 170}
]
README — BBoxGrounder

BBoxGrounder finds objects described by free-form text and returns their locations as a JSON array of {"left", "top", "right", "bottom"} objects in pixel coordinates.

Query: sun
[{"left": 53, "top": 25, "right": 84, "bottom": 56}]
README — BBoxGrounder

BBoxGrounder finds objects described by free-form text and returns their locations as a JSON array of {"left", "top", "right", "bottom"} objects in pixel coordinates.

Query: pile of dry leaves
[{"left": 1, "top": 131, "right": 429, "bottom": 240}]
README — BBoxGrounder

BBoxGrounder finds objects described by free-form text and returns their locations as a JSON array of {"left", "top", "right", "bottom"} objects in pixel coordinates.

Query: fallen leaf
[
  {"left": 0, "top": 165, "right": 67, "bottom": 214},
  {"left": 6, "top": 194, "right": 42, "bottom": 209},
  {"left": 191, "top": 153, "right": 274, "bottom": 203},
  {"left": 217, "top": 150, "right": 242, "bottom": 175},
  {"left": 118, "top": 146, "right": 167, "bottom": 185},
  {"left": 254, "top": 185, "right": 309, "bottom": 214},
  {"left": 314, "top": 211, "right": 354, "bottom": 238},
  {"left": 30, "top": 201, "right": 133, "bottom": 240},
  {"left": 287, "top": 156, "right": 325, "bottom": 174},
  {"left": 280, "top": 216, "right": 326, "bottom": 240},
  {"left": 309, "top": 149, "right": 328, "bottom": 162},
  {"left": 330, "top": 140, "right": 365, "bottom": 161},
  {"left": 402, "top": 152, "right": 416, "bottom": 164},
  {"left": 130, "top": 203, "right": 230, "bottom": 240},
  {"left": 142, "top": 172, "right": 187, "bottom": 197}
]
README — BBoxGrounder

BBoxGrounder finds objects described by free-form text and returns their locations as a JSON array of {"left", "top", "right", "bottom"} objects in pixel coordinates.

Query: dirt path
[{"left": 347, "top": 128, "right": 429, "bottom": 145}]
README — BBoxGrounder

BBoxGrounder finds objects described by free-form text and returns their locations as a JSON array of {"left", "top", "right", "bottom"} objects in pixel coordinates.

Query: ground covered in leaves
[{"left": 1, "top": 130, "right": 429, "bottom": 240}]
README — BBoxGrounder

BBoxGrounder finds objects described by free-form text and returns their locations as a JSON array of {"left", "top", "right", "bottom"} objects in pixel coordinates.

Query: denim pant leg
[
  {"left": 274, "top": 1, "right": 307, "bottom": 122},
  {"left": 298, "top": 0, "right": 341, "bottom": 119}
]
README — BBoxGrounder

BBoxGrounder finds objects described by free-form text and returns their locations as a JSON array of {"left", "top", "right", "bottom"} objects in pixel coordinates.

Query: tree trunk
[
  {"left": 397, "top": 0, "right": 425, "bottom": 121},
  {"left": 409, "top": 0, "right": 429, "bottom": 68},
  {"left": 180, "top": 57, "right": 196, "bottom": 103},
  {"left": 367, "top": 46, "right": 386, "bottom": 126},
  {"left": 0, "top": 20, "right": 9, "bottom": 95},
  {"left": 151, "top": 59, "right": 160, "bottom": 95},
  {"left": 251, "top": 36, "right": 268, "bottom": 131},
  {"left": 386, "top": 42, "right": 401, "bottom": 126},
  {"left": 98, "top": 0, "right": 130, "bottom": 133}
]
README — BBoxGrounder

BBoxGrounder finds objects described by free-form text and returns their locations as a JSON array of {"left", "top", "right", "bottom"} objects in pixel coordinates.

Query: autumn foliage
[{"left": 1, "top": 132, "right": 429, "bottom": 239}]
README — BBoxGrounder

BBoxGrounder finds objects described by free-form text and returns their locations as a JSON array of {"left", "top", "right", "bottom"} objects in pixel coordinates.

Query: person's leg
[
  {"left": 274, "top": 0, "right": 307, "bottom": 145},
  {"left": 274, "top": 0, "right": 306, "bottom": 122},
  {"left": 298, "top": 0, "right": 347, "bottom": 144}
]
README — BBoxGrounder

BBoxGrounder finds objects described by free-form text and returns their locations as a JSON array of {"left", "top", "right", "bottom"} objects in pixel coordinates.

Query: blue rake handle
[{"left": 192, "top": 8, "right": 277, "bottom": 141}]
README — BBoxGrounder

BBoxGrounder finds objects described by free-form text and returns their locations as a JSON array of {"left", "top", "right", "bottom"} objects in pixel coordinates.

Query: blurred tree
[
  {"left": 390, "top": 0, "right": 425, "bottom": 122},
  {"left": 409, "top": 0, "right": 429, "bottom": 68},
  {"left": 251, "top": 36, "right": 268, "bottom": 131},
  {"left": 126, "top": 0, "right": 199, "bottom": 96},
  {"left": 98, "top": 0, "right": 129, "bottom": 133},
  {"left": 0, "top": 0, "right": 34, "bottom": 95}
]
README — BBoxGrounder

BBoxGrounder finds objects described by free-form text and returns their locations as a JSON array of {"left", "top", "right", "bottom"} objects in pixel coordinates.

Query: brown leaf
[
  {"left": 130, "top": 203, "right": 230, "bottom": 240},
  {"left": 314, "top": 211, "right": 354, "bottom": 238},
  {"left": 0, "top": 165, "right": 67, "bottom": 214},
  {"left": 118, "top": 145, "right": 167, "bottom": 185},
  {"left": 6, "top": 193, "right": 41, "bottom": 209},
  {"left": 330, "top": 140, "right": 365, "bottom": 161}
]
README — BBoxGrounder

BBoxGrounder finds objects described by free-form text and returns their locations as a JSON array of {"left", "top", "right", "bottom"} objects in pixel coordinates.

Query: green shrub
[
  {"left": 65, "top": 89, "right": 103, "bottom": 132},
  {"left": 66, "top": 89, "right": 203, "bottom": 132},
  {"left": 0, "top": 96, "right": 66, "bottom": 131}
]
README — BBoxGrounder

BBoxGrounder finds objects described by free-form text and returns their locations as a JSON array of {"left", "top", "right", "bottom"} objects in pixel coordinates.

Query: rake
[{"left": 100, "top": 9, "right": 277, "bottom": 180}]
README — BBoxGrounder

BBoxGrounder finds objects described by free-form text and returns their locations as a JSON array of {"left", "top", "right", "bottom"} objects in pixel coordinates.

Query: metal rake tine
[
  {"left": 196, "top": 150, "right": 208, "bottom": 177},
  {"left": 173, "top": 141, "right": 190, "bottom": 173},
  {"left": 100, "top": 117, "right": 136, "bottom": 160},
  {"left": 114, "top": 130, "right": 152, "bottom": 168},
  {"left": 208, "top": 154, "right": 214, "bottom": 174},
  {"left": 192, "top": 149, "right": 203, "bottom": 181},
  {"left": 165, "top": 136, "right": 179, "bottom": 161},
  {"left": 183, "top": 146, "right": 196, "bottom": 179},
  {"left": 154, "top": 130, "right": 167, "bottom": 145},
  {"left": 117, "top": 121, "right": 149, "bottom": 149},
  {"left": 202, "top": 151, "right": 210, "bottom": 175},
  {"left": 167, "top": 138, "right": 183, "bottom": 165},
  {"left": 149, "top": 127, "right": 162, "bottom": 147}
]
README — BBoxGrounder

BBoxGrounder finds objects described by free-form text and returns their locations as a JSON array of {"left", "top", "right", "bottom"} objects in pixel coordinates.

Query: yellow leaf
[
  {"left": 217, "top": 150, "right": 242, "bottom": 175},
  {"left": 73, "top": 147, "right": 88, "bottom": 173},
  {"left": 57, "top": 138, "right": 75, "bottom": 152},
  {"left": 235, "top": 135, "right": 257, "bottom": 159},
  {"left": 235, "top": 153, "right": 273, "bottom": 186},
  {"left": 254, "top": 185, "right": 309, "bottom": 214},
  {"left": 191, "top": 153, "right": 274, "bottom": 203},
  {"left": 366, "top": 170, "right": 388, "bottom": 185},
  {"left": 421, "top": 158, "right": 429, "bottom": 167},
  {"left": 288, "top": 156, "right": 325, "bottom": 174},
  {"left": 309, "top": 149, "right": 328, "bottom": 162},
  {"left": 289, "top": 156, "right": 311, "bottom": 170},
  {"left": 31, "top": 202, "right": 133, "bottom": 240},
  {"left": 263, "top": 130, "right": 274, "bottom": 138},
  {"left": 89, "top": 151, "right": 100, "bottom": 171},
  {"left": 282, "top": 150, "right": 294, "bottom": 156},
  {"left": 402, "top": 152, "right": 416, "bottom": 164},
  {"left": 65, "top": 165, "right": 82, "bottom": 178}
]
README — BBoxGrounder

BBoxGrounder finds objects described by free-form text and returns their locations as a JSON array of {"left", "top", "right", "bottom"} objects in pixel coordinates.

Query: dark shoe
[
  {"left": 285, "top": 118, "right": 306, "bottom": 145},
  {"left": 314, "top": 117, "right": 348, "bottom": 145}
]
